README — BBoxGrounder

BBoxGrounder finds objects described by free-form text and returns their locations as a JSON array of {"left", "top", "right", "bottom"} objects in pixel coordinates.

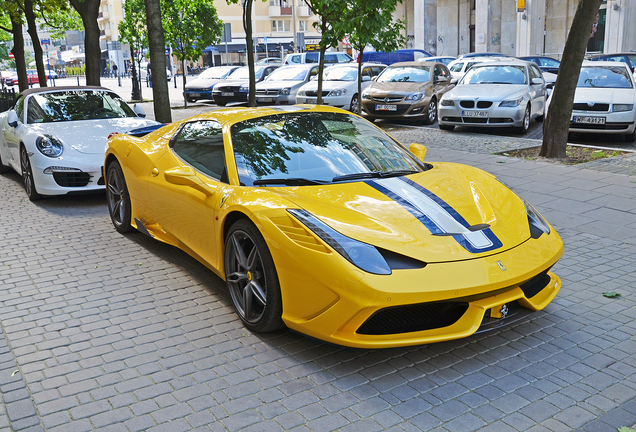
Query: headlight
[
  {"left": 613, "top": 104, "right": 633, "bottom": 112},
  {"left": 440, "top": 98, "right": 455, "bottom": 106},
  {"left": 240, "top": 84, "right": 249, "bottom": 91},
  {"left": 497, "top": 178, "right": 550, "bottom": 238},
  {"left": 35, "top": 135, "right": 63, "bottom": 157},
  {"left": 405, "top": 93, "right": 425, "bottom": 101},
  {"left": 499, "top": 97, "right": 523, "bottom": 107},
  {"left": 362, "top": 92, "right": 371, "bottom": 100},
  {"left": 281, "top": 88, "right": 291, "bottom": 96},
  {"left": 328, "top": 89, "right": 347, "bottom": 97},
  {"left": 288, "top": 209, "right": 391, "bottom": 275}
]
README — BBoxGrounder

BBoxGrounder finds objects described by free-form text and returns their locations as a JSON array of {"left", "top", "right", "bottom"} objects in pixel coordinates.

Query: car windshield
[
  {"left": 230, "top": 67, "right": 266, "bottom": 80},
  {"left": 461, "top": 65, "right": 527, "bottom": 85},
  {"left": 230, "top": 112, "right": 424, "bottom": 186},
  {"left": 577, "top": 66, "right": 633, "bottom": 88},
  {"left": 267, "top": 66, "right": 309, "bottom": 81},
  {"left": 377, "top": 66, "right": 430, "bottom": 83},
  {"left": 323, "top": 67, "right": 357, "bottom": 81},
  {"left": 199, "top": 68, "right": 232, "bottom": 79},
  {"left": 27, "top": 91, "right": 137, "bottom": 123}
]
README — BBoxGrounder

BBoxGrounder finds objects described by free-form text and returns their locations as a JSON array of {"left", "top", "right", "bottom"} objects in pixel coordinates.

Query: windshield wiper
[
  {"left": 332, "top": 170, "right": 420, "bottom": 183},
  {"left": 252, "top": 178, "right": 330, "bottom": 186}
]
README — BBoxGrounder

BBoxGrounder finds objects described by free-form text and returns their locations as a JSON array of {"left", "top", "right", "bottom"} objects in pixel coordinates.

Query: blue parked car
[{"left": 358, "top": 49, "right": 432, "bottom": 65}]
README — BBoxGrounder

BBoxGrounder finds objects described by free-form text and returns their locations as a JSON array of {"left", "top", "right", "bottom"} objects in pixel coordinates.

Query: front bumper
[
  {"left": 259, "top": 212, "right": 564, "bottom": 348},
  {"left": 184, "top": 89, "right": 213, "bottom": 101},
  {"left": 568, "top": 110, "right": 636, "bottom": 135},
  {"left": 439, "top": 103, "right": 526, "bottom": 128},
  {"left": 255, "top": 94, "right": 295, "bottom": 106},
  {"left": 213, "top": 91, "right": 248, "bottom": 105},
  {"left": 29, "top": 151, "right": 105, "bottom": 196},
  {"left": 361, "top": 99, "right": 429, "bottom": 120},
  {"left": 296, "top": 95, "right": 348, "bottom": 109}
]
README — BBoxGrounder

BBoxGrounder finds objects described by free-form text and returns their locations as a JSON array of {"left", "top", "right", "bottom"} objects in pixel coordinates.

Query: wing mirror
[
  {"left": 133, "top": 104, "right": 146, "bottom": 118},
  {"left": 164, "top": 166, "right": 215, "bottom": 196},
  {"left": 450, "top": 78, "right": 458, "bottom": 85},
  {"left": 7, "top": 110, "right": 19, "bottom": 128},
  {"left": 409, "top": 143, "right": 427, "bottom": 162},
  {"left": 362, "top": 76, "right": 371, "bottom": 82},
  {"left": 546, "top": 82, "right": 555, "bottom": 90},
  {"left": 531, "top": 77, "right": 544, "bottom": 85}
]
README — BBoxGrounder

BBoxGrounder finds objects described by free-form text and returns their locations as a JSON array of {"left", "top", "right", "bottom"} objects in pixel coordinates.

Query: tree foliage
[
  {"left": 343, "top": 0, "right": 405, "bottom": 114},
  {"left": 540, "top": 0, "right": 603, "bottom": 158},
  {"left": 162, "top": 0, "right": 223, "bottom": 107}
]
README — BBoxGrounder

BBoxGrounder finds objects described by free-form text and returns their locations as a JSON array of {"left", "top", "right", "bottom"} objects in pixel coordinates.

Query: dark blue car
[{"left": 358, "top": 49, "right": 432, "bottom": 65}]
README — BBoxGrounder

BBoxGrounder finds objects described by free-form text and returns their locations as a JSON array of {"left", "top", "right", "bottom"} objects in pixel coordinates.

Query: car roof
[
  {"left": 330, "top": 62, "right": 386, "bottom": 68},
  {"left": 19, "top": 86, "right": 111, "bottom": 98},
  {"left": 388, "top": 61, "right": 443, "bottom": 67},
  {"left": 469, "top": 59, "right": 530, "bottom": 67},
  {"left": 457, "top": 52, "right": 508, "bottom": 58},
  {"left": 581, "top": 60, "right": 630, "bottom": 68}
]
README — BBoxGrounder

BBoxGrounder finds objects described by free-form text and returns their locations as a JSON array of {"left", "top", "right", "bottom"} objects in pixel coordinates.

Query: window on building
[
  {"left": 272, "top": 20, "right": 291, "bottom": 32},
  {"left": 299, "top": 21, "right": 308, "bottom": 32}
]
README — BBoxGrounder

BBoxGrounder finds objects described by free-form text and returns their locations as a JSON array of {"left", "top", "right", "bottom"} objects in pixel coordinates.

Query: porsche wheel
[
  {"left": 422, "top": 98, "right": 437, "bottom": 125},
  {"left": 20, "top": 146, "right": 42, "bottom": 201},
  {"left": 225, "top": 219, "right": 284, "bottom": 333},
  {"left": 106, "top": 160, "right": 133, "bottom": 233}
]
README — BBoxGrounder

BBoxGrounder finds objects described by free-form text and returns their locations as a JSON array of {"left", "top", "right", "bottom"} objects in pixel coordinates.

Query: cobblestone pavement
[{"left": 1, "top": 114, "right": 635, "bottom": 432}]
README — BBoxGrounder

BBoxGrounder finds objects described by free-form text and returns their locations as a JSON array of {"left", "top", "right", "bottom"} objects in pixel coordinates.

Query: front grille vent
[
  {"left": 53, "top": 172, "right": 91, "bottom": 187},
  {"left": 357, "top": 302, "right": 468, "bottom": 335}
]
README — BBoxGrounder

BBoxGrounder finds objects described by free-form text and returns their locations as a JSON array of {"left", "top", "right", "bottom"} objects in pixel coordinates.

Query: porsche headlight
[
  {"left": 35, "top": 135, "right": 63, "bottom": 157},
  {"left": 440, "top": 98, "right": 455, "bottom": 106},
  {"left": 281, "top": 88, "right": 291, "bottom": 96},
  {"left": 499, "top": 97, "right": 523, "bottom": 107},
  {"left": 328, "top": 89, "right": 347, "bottom": 97},
  {"left": 288, "top": 209, "right": 391, "bottom": 275},
  {"left": 613, "top": 104, "right": 633, "bottom": 112},
  {"left": 405, "top": 92, "right": 425, "bottom": 101}
]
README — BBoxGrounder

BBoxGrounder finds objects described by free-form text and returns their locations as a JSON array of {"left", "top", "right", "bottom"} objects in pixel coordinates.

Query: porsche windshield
[
  {"left": 230, "top": 112, "right": 425, "bottom": 186},
  {"left": 461, "top": 65, "right": 527, "bottom": 85},
  {"left": 577, "top": 66, "right": 634, "bottom": 88},
  {"left": 27, "top": 91, "right": 137, "bottom": 123}
]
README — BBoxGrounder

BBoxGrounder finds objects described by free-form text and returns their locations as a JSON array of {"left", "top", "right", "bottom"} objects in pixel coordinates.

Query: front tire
[
  {"left": 422, "top": 98, "right": 437, "bottom": 125},
  {"left": 516, "top": 105, "right": 531, "bottom": 134},
  {"left": 625, "top": 130, "right": 636, "bottom": 143},
  {"left": 225, "top": 219, "right": 284, "bottom": 333},
  {"left": 20, "top": 146, "right": 42, "bottom": 201},
  {"left": 350, "top": 94, "right": 359, "bottom": 114},
  {"left": 106, "top": 160, "right": 133, "bottom": 233}
]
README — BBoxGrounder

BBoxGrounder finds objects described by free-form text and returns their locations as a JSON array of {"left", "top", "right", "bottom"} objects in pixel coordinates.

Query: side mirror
[
  {"left": 362, "top": 76, "right": 371, "bottom": 82},
  {"left": 531, "top": 77, "right": 544, "bottom": 85},
  {"left": 7, "top": 110, "right": 19, "bottom": 128},
  {"left": 164, "top": 166, "right": 215, "bottom": 196},
  {"left": 409, "top": 143, "right": 427, "bottom": 162},
  {"left": 546, "top": 82, "right": 555, "bottom": 90},
  {"left": 450, "top": 78, "right": 458, "bottom": 85},
  {"left": 435, "top": 76, "right": 449, "bottom": 83},
  {"left": 133, "top": 104, "right": 146, "bottom": 118}
]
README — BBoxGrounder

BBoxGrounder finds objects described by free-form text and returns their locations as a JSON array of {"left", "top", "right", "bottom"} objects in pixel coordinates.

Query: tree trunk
[
  {"left": 144, "top": 0, "right": 172, "bottom": 123},
  {"left": 356, "top": 45, "right": 365, "bottom": 115},
  {"left": 70, "top": 0, "right": 101, "bottom": 86},
  {"left": 181, "top": 57, "right": 187, "bottom": 108},
  {"left": 10, "top": 17, "right": 28, "bottom": 93},
  {"left": 24, "top": 0, "right": 47, "bottom": 87},
  {"left": 244, "top": 0, "right": 256, "bottom": 107},
  {"left": 317, "top": 44, "right": 327, "bottom": 105},
  {"left": 540, "top": 0, "right": 603, "bottom": 158}
]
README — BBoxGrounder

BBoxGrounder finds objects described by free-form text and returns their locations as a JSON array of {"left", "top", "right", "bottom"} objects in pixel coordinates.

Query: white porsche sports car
[{"left": 0, "top": 86, "right": 162, "bottom": 200}]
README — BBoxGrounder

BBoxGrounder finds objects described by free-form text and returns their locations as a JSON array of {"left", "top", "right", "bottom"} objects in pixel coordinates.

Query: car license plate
[
  {"left": 222, "top": 92, "right": 234, "bottom": 97},
  {"left": 258, "top": 97, "right": 273, "bottom": 102},
  {"left": 376, "top": 104, "right": 397, "bottom": 111},
  {"left": 305, "top": 98, "right": 317, "bottom": 104},
  {"left": 462, "top": 110, "right": 488, "bottom": 117},
  {"left": 190, "top": 93, "right": 201, "bottom": 97},
  {"left": 573, "top": 116, "right": 606, "bottom": 124}
]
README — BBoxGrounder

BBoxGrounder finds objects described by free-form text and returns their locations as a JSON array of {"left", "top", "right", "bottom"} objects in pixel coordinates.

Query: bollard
[
  {"left": 77, "top": 76, "right": 80, "bottom": 86},
  {"left": 174, "top": 75, "right": 177, "bottom": 89},
  {"left": 118, "top": 75, "right": 122, "bottom": 87}
]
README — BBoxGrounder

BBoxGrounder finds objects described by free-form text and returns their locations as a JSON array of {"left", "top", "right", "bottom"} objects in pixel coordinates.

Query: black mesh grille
[
  {"left": 52, "top": 172, "right": 91, "bottom": 187},
  {"left": 305, "top": 90, "right": 329, "bottom": 97},
  {"left": 477, "top": 101, "right": 493, "bottom": 108},
  {"left": 460, "top": 101, "right": 475, "bottom": 108},
  {"left": 572, "top": 103, "right": 609, "bottom": 112},
  {"left": 570, "top": 122, "right": 630, "bottom": 130},
  {"left": 463, "top": 117, "right": 488, "bottom": 123},
  {"left": 357, "top": 302, "right": 469, "bottom": 335}
]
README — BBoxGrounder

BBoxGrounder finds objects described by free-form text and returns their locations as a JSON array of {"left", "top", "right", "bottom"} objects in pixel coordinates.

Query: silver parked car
[
  {"left": 438, "top": 59, "right": 547, "bottom": 134},
  {"left": 255, "top": 64, "right": 320, "bottom": 105}
]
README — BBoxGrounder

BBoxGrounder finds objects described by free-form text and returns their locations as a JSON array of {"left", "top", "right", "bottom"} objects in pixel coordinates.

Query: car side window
[
  {"left": 529, "top": 65, "right": 543, "bottom": 81},
  {"left": 172, "top": 121, "right": 227, "bottom": 183},
  {"left": 450, "top": 62, "right": 464, "bottom": 72},
  {"left": 325, "top": 54, "right": 338, "bottom": 64},
  {"left": 14, "top": 96, "right": 25, "bottom": 123},
  {"left": 370, "top": 66, "right": 385, "bottom": 76},
  {"left": 361, "top": 67, "right": 372, "bottom": 78},
  {"left": 309, "top": 67, "right": 319, "bottom": 78},
  {"left": 337, "top": 54, "right": 350, "bottom": 63},
  {"left": 305, "top": 53, "right": 319, "bottom": 63},
  {"left": 628, "top": 55, "right": 636, "bottom": 68}
]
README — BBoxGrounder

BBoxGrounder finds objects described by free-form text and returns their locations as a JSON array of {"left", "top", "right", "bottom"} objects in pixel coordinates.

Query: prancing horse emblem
[
  {"left": 500, "top": 304, "right": 509, "bottom": 319},
  {"left": 496, "top": 260, "right": 507, "bottom": 271}
]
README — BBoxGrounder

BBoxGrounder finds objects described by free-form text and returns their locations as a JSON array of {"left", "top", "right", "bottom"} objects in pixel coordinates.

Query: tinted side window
[
  {"left": 627, "top": 55, "right": 636, "bottom": 68},
  {"left": 15, "top": 96, "right": 25, "bottom": 122},
  {"left": 450, "top": 62, "right": 464, "bottom": 72},
  {"left": 325, "top": 54, "right": 338, "bottom": 64},
  {"left": 370, "top": 66, "right": 385, "bottom": 76},
  {"left": 172, "top": 121, "right": 227, "bottom": 182},
  {"left": 305, "top": 53, "right": 319, "bottom": 63}
]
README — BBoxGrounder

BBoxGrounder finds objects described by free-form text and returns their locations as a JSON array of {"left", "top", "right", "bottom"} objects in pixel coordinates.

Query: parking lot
[{"left": 1, "top": 109, "right": 635, "bottom": 431}]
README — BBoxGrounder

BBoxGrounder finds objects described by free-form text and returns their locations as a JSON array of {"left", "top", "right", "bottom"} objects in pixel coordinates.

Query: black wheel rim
[
  {"left": 106, "top": 166, "right": 126, "bottom": 227},
  {"left": 524, "top": 107, "right": 530, "bottom": 130},
  {"left": 226, "top": 230, "right": 267, "bottom": 324},
  {"left": 20, "top": 148, "right": 34, "bottom": 197},
  {"left": 351, "top": 96, "right": 359, "bottom": 113}
]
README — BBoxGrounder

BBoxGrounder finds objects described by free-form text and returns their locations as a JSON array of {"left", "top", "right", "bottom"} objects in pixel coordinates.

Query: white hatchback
[{"left": 296, "top": 63, "right": 387, "bottom": 112}]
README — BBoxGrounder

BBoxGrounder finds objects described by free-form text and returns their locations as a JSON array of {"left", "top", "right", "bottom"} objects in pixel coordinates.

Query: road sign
[
  {"left": 222, "top": 23, "right": 232, "bottom": 43},
  {"left": 8, "top": 52, "right": 14, "bottom": 59},
  {"left": 41, "top": 39, "right": 51, "bottom": 45}
]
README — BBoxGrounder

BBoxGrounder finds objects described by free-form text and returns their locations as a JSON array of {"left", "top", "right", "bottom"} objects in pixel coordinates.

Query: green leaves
[{"left": 602, "top": 292, "right": 621, "bottom": 298}]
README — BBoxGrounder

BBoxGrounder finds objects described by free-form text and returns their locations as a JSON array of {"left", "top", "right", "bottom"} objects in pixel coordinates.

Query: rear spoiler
[{"left": 126, "top": 124, "right": 167, "bottom": 137}]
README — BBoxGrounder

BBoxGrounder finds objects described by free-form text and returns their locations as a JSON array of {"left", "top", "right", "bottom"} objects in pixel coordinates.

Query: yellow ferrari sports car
[{"left": 105, "top": 105, "right": 563, "bottom": 348}]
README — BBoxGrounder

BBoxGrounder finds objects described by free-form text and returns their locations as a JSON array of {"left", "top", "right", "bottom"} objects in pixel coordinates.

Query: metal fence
[{"left": 0, "top": 88, "right": 17, "bottom": 112}]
